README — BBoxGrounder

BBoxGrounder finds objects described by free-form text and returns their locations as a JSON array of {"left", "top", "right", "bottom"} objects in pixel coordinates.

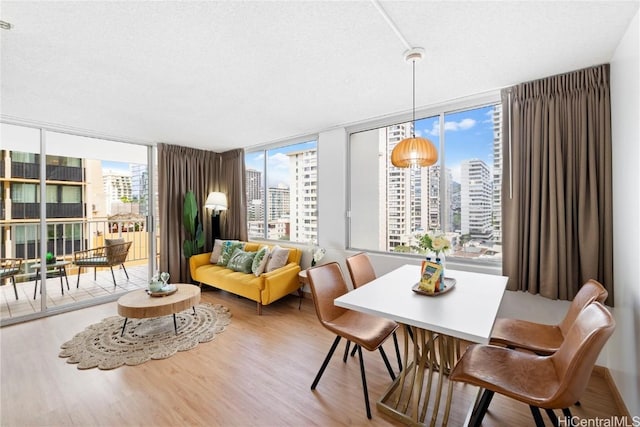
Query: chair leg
[
  {"left": 121, "top": 264, "right": 129, "bottom": 279},
  {"left": 529, "top": 406, "right": 546, "bottom": 427},
  {"left": 311, "top": 336, "right": 341, "bottom": 390},
  {"left": 76, "top": 268, "right": 81, "bottom": 288},
  {"left": 109, "top": 266, "right": 117, "bottom": 287},
  {"left": 11, "top": 277, "right": 18, "bottom": 300},
  {"left": 392, "top": 331, "right": 402, "bottom": 371},
  {"left": 545, "top": 408, "right": 559, "bottom": 427},
  {"left": 562, "top": 408, "right": 573, "bottom": 418},
  {"left": 356, "top": 345, "right": 372, "bottom": 419},
  {"left": 351, "top": 342, "right": 358, "bottom": 357},
  {"left": 343, "top": 340, "right": 351, "bottom": 363},
  {"left": 378, "top": 346, "right": 396, "bottom": 380},
  {"left": 469, "top": 389, "right": 494, "bottom": 427}
]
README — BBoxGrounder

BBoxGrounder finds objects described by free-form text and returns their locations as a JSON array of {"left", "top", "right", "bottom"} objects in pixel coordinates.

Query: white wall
[
  {"left": 610, "top": 9, "right": 640, "bottom": 417},
  {"left": 316, "top": 11, "right": 639, "bottom": 415}
]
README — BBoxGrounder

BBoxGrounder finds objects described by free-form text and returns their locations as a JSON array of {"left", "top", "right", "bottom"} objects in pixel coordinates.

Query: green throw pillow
[
  {"left": 251, "top": 246, "right": 270, "bottom": 276},
  {"left": 218, "top": 241, "right": 244, "bottom": 266},
  {"left": 227, "top": 249, "right": 257, "bottom": 274}
]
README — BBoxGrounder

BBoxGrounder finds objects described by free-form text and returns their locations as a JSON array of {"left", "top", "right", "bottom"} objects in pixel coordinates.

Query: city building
[
  {"left": 287, "top": 149, "right": 318, "bottom": 244},
  {"left": 461, "top": 159, "right": 493, "bottom": 240}
]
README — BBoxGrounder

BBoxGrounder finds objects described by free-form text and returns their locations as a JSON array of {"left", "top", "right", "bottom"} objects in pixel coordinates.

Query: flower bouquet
[{"left": 311, "top": 247, "right": 326, "bottom": 267}]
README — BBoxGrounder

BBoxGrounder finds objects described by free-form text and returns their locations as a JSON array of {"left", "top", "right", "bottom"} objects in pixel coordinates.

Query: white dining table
[{"left": 334, "top": 263, "right": 508, "bottom": 426}]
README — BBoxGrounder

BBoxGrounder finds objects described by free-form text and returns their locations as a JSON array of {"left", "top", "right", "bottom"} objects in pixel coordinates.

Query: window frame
[
  {"left": 346, "top": 91, "right": 502, "bottom": 269},
  {"left": 245, "top": 135, "right": 319, "bottom": 245}
]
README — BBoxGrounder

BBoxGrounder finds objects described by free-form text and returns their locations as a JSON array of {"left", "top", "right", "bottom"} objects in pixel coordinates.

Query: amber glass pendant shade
[{"left": 391, "top": 136, "right": 438, "bottom": 168}]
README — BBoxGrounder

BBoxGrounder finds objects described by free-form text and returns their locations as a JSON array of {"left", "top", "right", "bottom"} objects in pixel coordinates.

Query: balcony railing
[
  {"left": 2, "top": 218, "right": 157, "bottom": 281},
  {"left": 11, "top": 202, "right": 84, "bottom": 219}
]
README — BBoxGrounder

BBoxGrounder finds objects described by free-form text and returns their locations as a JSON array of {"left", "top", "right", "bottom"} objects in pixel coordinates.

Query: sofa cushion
[
  {"left": 251, "top": 245, "right": 270, "bottom": 276},
  {"left": 227, "top": 248, "right": 257, "bottom": 274},
  {"left": 218, "top": 241, "right": 244, "bottom": 266},
  {"left": 210, "top": 239, "right": 239, "bottom": 264},
  {"left": 266, "top": 245, "right": 290, "bottom": 272}
]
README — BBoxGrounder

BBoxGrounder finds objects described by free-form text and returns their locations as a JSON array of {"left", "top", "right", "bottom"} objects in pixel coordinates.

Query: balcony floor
[{"left": 1, "top": 264, "right": 149, "bottom": 321}]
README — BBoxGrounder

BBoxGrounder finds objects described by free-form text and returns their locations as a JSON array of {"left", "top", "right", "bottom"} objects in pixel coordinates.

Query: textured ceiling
[{"left": 1, "top": 1, "right": 638, "bottom": 151}]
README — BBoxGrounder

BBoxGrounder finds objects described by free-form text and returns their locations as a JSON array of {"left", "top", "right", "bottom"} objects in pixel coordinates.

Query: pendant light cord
[{"left": 412, "top": 59, "right": 416, "bottom": 138}]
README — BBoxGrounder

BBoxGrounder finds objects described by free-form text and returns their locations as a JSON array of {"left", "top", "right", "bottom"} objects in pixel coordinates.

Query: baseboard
[{"left": 593, "top": 365, "right": 631, "bottom": 418}]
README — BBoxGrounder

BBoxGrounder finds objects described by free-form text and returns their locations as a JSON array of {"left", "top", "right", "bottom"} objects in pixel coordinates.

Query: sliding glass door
[{"left": 1, "top": 122, "right": 157, "bottom": 325}]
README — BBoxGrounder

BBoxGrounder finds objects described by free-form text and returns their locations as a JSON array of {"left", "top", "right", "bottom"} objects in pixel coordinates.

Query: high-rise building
[
  {"left": 1, "top": 150, "right": 95, "bottom": 259},
  {"left": 461, "top": 159, "right": 493, "bottom": 240},
  {"left": 380, "top": 124, "right": 424, "bottom": 250},
  {"left": 102, "top": 169, "right": 132, "bottom": 215},
  {"left": 267, "top": 185, "right": 289, "bottom": 222},
  {"left": 288, "top": 149, "right": 317, "bottom": 244},
  {"left": 246, "top": 168, "right": 263, "bottom": 222},
  {"left": 492, "top": 104, "right": 503, "bottom": 243}
]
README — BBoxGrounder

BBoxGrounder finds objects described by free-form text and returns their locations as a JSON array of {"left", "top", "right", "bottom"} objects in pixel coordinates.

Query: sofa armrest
[
  {"left": 262, "top": 262, "right": 301, "bottom": 286},
  {"left": 189, "top": 252, "right": 212, "bottom": 275}
]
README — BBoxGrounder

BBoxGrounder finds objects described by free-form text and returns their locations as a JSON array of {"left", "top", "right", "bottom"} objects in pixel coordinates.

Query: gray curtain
[
  {"left": 501, "top": 64, "right": 613, "bottom": 305},
  {"left": 219, "top": 149, "right": 248, "bottom": 241},
  {"left": 158, "top": 143, "right": 220, "bottom": 283}
]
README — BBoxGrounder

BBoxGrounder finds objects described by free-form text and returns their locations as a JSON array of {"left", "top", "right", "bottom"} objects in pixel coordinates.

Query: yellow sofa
[{"left": 189, "top": 242, "right": 302, "bottom": 315}]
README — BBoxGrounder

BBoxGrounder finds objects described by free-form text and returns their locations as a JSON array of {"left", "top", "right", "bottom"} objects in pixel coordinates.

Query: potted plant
[{"left": 183, "top": 190, "right": 205, "bottom": 260}]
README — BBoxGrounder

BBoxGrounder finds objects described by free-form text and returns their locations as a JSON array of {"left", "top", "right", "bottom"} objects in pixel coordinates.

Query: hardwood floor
[{"left": 0, "top": 288, "right": 625, "bottom": 426}]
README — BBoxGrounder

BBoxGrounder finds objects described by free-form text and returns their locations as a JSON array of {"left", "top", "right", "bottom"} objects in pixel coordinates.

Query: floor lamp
[{"left": 205, "top": 192, "right": 228, "bottom": 246}]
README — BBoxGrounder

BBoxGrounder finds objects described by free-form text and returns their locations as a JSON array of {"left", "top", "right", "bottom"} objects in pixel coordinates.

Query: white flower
[{"left": 313, "top": 247, "right": 326, "bottom": 263}]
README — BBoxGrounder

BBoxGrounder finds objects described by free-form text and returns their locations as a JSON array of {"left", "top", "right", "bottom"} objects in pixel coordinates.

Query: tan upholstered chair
[
  {"left": 346, "top": 252, "right": 402, "bottom": 370},
  {"left": 450, "top": 301, "right": 615, "bottom": 427},
  {"left": 1, "top": 258, "right": 23, "bottom": 300},
  {"left": 490, "top": 279, "right": 608, "bottom": 355},
  {"left": 307, "top": 262, "right": 398, "bottom": 419},
  {"left": 72, "top": 240, "right": 132, "bottom": 287}
]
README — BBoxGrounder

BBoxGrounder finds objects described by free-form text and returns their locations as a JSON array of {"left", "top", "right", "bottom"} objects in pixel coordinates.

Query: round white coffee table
[{"left": 117, "top": 283, "right": 201, "bottom": 336}]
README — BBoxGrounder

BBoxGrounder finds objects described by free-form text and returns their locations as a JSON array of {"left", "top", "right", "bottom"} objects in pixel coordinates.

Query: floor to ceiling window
[{"left": 1, "top": 122, "right": 157, "bottom": 325}]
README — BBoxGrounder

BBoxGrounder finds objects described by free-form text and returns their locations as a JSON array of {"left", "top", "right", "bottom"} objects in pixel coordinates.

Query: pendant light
[{"left": 391, "top": 48, "right": 438, "bottom": 168}]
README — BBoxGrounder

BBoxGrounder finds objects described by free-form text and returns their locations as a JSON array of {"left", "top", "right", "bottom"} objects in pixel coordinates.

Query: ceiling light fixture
[{"left": 390, "top": 48, "right": 438, "bottom": 168}]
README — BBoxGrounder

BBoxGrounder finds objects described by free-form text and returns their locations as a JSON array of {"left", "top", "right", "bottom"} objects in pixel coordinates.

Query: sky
[{"left": 246, "top": 104, "right": 498, "bottom": 187}]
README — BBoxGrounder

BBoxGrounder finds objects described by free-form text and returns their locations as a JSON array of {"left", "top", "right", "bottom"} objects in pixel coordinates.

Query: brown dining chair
[
  {"left": 450, "top": 301, "right": 615, "bottom": 427},
  {"left": 307, "top": 262, "right": 398, "bottom": 419},
  {"left": 490, "top": 279, "right": 608, "bottom": 355},
  {"left": 346, "top": 252, "right": 402, "bottom": 370}
]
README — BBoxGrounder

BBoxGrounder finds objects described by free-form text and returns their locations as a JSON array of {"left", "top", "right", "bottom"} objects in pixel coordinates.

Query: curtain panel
[
  {"left": 501, "top": 64, "right": 613, "bottom": 305},
  {"left": 220, "top": 149, "right": 248, "bottom": 242},
  {"left": 157, "top": 144, "right": 221, "bottom": 283}
]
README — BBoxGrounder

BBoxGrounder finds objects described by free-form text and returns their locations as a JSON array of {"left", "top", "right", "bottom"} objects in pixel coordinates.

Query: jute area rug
[{"left": 59, "top": 303, "right": 231, "bottom": 370}]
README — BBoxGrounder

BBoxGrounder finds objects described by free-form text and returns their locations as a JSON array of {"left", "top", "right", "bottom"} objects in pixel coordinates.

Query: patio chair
[
  {"left": 1, "top": 258, "right": 23, "bottom": 300},
  {"left": 72, "top": 240, "right": 132, "bottom": 287}
]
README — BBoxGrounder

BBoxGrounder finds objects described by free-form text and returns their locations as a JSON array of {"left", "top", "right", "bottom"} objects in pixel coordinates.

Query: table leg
[
  {"left": 173, "top": 313, "right": 178, "bottom": 334},
  {"left": 62, "top": 266, "right": 70, "bottom": 291},
  {"left": 376, "top": 324, "right": 460, "bottom": 426},
  {"left": 59, "top": 268, "right": 64, "bottom": 295},
  {"left": 121, "top": 318, "right": 129, "bottom": 336}
]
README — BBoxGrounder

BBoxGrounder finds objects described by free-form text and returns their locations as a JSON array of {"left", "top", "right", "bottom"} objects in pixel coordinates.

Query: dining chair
[
  {"left": 307, "top": 262, "right": 398, "bottom": 419},
  {"left": 490, "top": 279, "right": 608, "bottom": 355},
  {"left": 0, "top": 258, "right": 23, "bottom": 300},
  {"left": 450, "top": 301, "right": 615, "bottom": 427},
  {"left": 345, "top": 252, "right": 403, "bottom": 371}
]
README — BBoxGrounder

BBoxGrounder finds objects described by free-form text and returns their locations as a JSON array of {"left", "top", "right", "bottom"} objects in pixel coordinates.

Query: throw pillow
[
  {"left": 227, "top": 249, "right": 257, "bottom": 274},
  {"left": 251, "top": 245, "right": 270, "bottom": 276},
  {"left": 265, "top": 245, "right": 290, "bottom": 272},
  {"left": 217, "top": 241, "right": 244, "bottom": 266},
  {"left": 209, "top": 239, "right": 225, "bottom": 264}
]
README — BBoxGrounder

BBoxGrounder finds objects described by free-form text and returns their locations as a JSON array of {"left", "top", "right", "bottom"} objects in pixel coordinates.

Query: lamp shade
[
  {"left": 205, "top": 192, "right": 228, "bottom": 211},
  {"left": 391, "top": 136, "right": 438, "bottom": 168}
]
